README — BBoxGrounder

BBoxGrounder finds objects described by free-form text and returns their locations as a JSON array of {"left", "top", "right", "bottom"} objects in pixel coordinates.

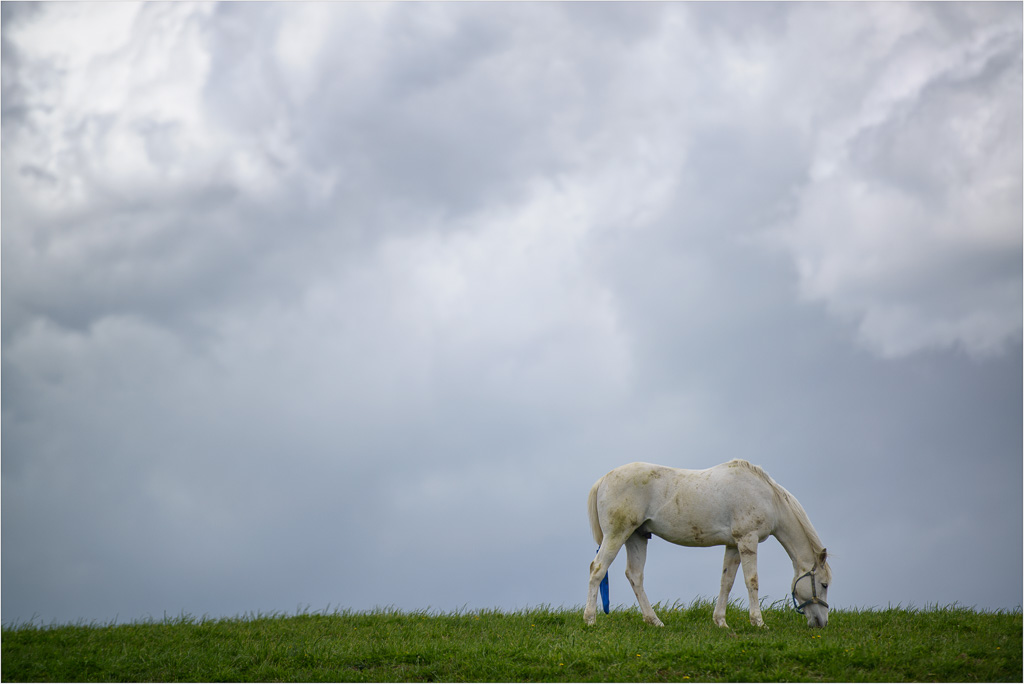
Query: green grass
[{"left": 3, "top": 601, "right": 1020, "bottom": 682}]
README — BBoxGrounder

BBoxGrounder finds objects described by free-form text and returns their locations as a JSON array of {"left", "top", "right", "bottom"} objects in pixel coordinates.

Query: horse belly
[
  {"left": 645, "top": 476, "right": 747, "bottom": 547},
  {"left": 648, "top": 519, "right": 733, "bottom": 547},
  {"left": 645, "top": 500, "right": 734, "bottom": 547}
]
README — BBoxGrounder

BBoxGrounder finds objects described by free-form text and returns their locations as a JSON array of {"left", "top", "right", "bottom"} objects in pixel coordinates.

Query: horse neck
[{"left": 772, "top": 496, "right": 821, "bottom": 574}]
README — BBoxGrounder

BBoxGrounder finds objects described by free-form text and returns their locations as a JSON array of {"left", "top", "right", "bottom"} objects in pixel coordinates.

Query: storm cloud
[{"left": 3, "top": 2, "right": 1021, "bottom": 625}]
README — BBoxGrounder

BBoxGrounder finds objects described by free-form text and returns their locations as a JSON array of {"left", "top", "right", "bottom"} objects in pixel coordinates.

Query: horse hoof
[{"left": 645, "top": 616, "right": 665, "bottom": 627}]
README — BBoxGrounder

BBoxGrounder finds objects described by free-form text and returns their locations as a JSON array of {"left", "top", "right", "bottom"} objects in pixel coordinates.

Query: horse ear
[{"left": 818, "top": 548, "right": 828, "bottom": 566}]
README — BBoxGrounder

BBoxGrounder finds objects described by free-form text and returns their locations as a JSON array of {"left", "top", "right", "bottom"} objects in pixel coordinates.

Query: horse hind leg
[
  {"left": 713, "top": 545, "right": 741, "bottom": 628},
  {"left": 625, "top": 531, "right": 664, "bottom": 627},
  {"left": 584, "top": 537, "right": 626, "bottom": 625}
]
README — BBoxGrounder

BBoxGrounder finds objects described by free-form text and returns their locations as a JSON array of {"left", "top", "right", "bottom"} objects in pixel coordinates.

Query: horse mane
[{"left": 728, "top": 460, "right": 832, "bottom": 580}]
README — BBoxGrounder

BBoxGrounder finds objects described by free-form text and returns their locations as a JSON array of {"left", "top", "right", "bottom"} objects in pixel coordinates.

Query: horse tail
[{"left": 588, "top": 477, "right": 604, "bottom": 545}]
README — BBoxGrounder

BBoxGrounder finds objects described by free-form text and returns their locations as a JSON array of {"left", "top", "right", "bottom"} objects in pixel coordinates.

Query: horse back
[{"left": 596, "top": 461, "right": 777, "bottom": 547}]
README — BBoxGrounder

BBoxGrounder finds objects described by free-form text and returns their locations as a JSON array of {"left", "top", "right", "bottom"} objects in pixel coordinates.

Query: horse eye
[{"left": 821, "top": 583, "right": 828, "bottom": 589}]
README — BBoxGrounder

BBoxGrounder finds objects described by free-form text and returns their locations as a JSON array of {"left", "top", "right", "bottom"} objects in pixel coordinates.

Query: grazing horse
[{"left": 584, "top": 460, "right": 831, "bottom": 628}]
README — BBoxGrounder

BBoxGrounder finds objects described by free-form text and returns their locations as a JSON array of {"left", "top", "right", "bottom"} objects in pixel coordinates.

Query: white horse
[{"left": 584, "top": 460, "right": 831, "bottom": 629}]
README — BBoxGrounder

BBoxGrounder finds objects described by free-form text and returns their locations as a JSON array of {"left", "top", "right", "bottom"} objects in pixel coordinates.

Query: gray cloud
[
  {"left": 3, "top": 2, "right": 1020, "bottom": 625},
  {"left": 773, "top": 3, "right": 1022, "bottom": 358}
]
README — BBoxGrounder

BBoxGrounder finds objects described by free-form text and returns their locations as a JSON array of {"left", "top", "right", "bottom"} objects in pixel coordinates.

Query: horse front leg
[
  {"left": 713, "top": 545, "right": 740, "bottom": 628},
  {"left": 736, "top": 533, "right": 765, "bottom": 627}
]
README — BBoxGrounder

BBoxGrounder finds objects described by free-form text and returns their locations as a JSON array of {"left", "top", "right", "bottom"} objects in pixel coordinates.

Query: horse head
[{"left": 792, "top": 548, "right": 830, "bottom": 628}]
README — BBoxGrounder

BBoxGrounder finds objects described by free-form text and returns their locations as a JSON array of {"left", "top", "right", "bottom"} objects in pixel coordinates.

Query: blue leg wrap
[{"left": 597, "top": 548, "right": 609, "bottom": 614}]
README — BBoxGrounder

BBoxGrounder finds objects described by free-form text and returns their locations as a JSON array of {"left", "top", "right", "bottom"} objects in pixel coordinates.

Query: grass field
[{"left": 3, "top": 601, "right": 1020, "bottom": 682}]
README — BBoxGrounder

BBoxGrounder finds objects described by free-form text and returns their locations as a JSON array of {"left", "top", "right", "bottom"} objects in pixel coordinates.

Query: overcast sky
[{"left": 3, "top": 2, "right": 1021, "bottom": 627}]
